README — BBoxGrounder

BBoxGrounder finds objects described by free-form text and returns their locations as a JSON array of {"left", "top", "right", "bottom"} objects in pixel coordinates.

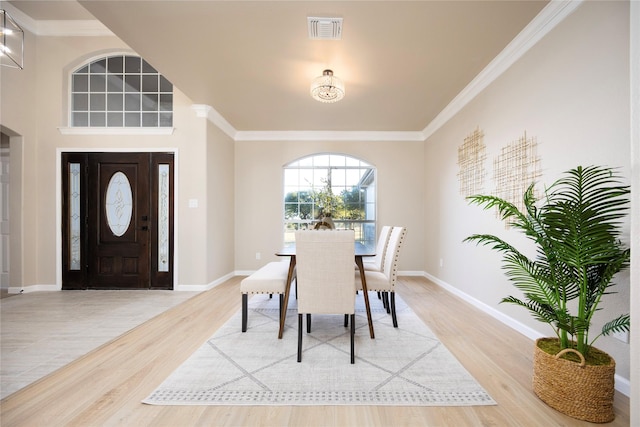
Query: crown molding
[
  {"left": 191, "top": 104, "right": 237, "bottom": 140},
  {"left": 422, "top": 0, "right": 583, "bottom": 140},
  {"left": 233, "top": 130, "right": 425, "bottom": 142}
]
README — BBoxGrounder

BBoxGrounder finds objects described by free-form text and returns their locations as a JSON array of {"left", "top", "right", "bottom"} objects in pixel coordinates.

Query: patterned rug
[{"left": 143, "top": 293, "right": 495, "bottom": 406}]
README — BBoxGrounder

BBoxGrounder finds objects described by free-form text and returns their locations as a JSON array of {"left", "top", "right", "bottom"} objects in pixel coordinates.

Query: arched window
[
  {"left": 70, "top": 55, "right": 173, "bottom": 128},
  {"left": 283, "top": 153, "right": 376, "bottom": 244}
]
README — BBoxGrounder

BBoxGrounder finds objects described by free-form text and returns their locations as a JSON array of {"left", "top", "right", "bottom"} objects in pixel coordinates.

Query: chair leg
[
  {"left": 350, "top": 313, "right": 355, "bottom": 364},
  {"left": 297, "top": 313, "right": 303, "bottom": 362},
  {"left": 390, "top": 292, "right": 398, "bottom": 327},
  {"left": 279, "top": 294, "right": 284, "bottom": 315},
  {"left": 306, "top": 313, "right": 311, "bottom": 333},
  {"left": 241, "top": 294, "right": 248, "bottom": 332},
  {"left": 384, "top": 292, "right": 391, "bottom": 313},
  {"left": 344, "top": 314, "right": 349, "bottom": 327}
]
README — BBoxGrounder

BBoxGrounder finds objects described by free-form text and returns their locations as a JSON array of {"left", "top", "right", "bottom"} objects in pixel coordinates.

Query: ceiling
[{"left": 8, "top": 1, "right": 548, "bottom": 134}]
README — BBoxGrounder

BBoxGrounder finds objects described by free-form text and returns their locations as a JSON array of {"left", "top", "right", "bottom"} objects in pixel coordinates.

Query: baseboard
[
  {"left": 9, "top": 284, "right": 61, "bottom": 293},
  {"left": 422, "top": 272, "right": 631, "bottom": 398},
  {"left": 175, "top": 272, "right": 236, "bottom": 292}
]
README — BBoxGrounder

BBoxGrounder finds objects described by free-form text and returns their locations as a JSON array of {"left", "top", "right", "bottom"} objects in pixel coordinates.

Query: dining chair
[
  {"left": 295, "top": 229, "right": 356, "bottom": 364},
  {"left": 313, "top": 216, "right": 335, "bottom": 230},
  {"left": 362, "top": 225, "right": 393, "bottom": 272},
  {"left": 357, "top": 226, "right": 406, "bottom": 327}
]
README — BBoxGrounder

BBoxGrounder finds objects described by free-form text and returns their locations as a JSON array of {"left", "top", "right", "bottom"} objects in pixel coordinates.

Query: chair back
[
  {"left": 368, "top": 225, "right": 392, "bottom": 271},
  {"left": 381, "top": 226, "right": 407, "bottom": 286},
  {"left": 295, "top": 230, "right": 355, "bottom": 315}
]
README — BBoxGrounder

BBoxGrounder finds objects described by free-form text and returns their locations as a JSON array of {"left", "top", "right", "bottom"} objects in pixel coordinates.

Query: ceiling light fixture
[
  {"left": 0, "top": 9, "right": 24, "bottom": 69},
  {"left": 310, "top": 69, "right": 345, "bottom": 103}
]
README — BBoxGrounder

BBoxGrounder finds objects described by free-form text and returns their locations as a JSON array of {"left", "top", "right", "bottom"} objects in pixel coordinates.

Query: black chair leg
[
  {"left": 279, "top": 294, "right": 284, "bottom": 315},
  {"left": 390, "top": 292, "right": 398, "bottom": 327},
  {"left": 344, "top": 314, "right": 349, "bottom": 327},
  {"left": 297, "top": 314, "right": 303, "bottom": 362},
  {"left": 306, "top": 313, "right": 311, "bottom": 333},
  {"left": 384, "top": 292, "right": 391, "bottom": 313},
  {"left": 241, "top": 294, "right": 248, "bottom": 332},
  {"left": 350, "top": 313, "right": 355, "bottom": 364}
]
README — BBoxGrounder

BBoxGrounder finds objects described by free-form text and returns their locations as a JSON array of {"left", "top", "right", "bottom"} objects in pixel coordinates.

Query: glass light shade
[
  {"left": 0, "top": 9, "right": 24, "bottom": 69},
  {"left": 310, "top": 69, "right": 345, "bottom": 103}
]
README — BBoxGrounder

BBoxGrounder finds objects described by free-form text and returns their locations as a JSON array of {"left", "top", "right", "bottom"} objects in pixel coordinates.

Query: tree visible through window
[{"left": 283, "top": 154, "right": 376, "bottom": 244}]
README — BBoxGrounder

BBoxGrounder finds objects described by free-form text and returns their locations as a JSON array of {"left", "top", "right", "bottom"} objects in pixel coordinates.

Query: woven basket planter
[{"left": 533, "top": 338, "right": 616, "bottom": 423}]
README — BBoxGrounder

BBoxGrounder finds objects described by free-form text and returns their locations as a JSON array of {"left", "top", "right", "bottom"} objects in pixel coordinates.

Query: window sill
[{"left": 58, "top": 127, "right": 175, "bottom": 136}]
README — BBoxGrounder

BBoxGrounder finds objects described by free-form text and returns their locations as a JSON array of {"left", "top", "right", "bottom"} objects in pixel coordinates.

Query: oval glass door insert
[{"left": 105, "top": 171, "right": 133, "bottom": 237}]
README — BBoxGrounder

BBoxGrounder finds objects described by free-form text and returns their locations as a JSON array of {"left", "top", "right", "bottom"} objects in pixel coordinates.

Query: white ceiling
[{"left": 8, "top": 0, "right": 548, "bottom": 135}]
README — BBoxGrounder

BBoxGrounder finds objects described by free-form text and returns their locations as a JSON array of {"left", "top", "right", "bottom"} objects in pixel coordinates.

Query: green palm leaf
[{"left": 465, "top": 166, "right": 630, "bottom": 357}]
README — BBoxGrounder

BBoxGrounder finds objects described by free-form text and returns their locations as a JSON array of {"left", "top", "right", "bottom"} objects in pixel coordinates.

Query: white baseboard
[
  {"left": 422, "top": 272, "right": 631, "bottom": 397},
  {"left": 9, "top": 284, "right": 61, "bottom": 293},
  {"left": 176, "top": 272, "right": 237, "bottom": 292}
]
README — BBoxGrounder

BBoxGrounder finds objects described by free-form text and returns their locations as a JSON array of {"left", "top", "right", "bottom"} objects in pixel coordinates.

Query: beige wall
[
  {"left": 1, "top": 34, "right": 229, "bottom": 289},
  {"left": 424, "top": 1, "right": 631, "bottom": 381},
  {"left": 234, "top": 140, "right": 424, "bottom": 272},
  {"left": 206, "top": 122, "right": 235, "bottom": 282},
  {"left": 1, "top": 29, "right": 38, "bottom": 288}
]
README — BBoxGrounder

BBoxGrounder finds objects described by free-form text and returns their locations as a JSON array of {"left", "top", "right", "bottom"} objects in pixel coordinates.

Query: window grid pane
[
  {"left": 283, "top": 154, "right": 376, "bottom": 244},
  {"left": 71, "top": 54, "right": 173, "bottom": 128}
]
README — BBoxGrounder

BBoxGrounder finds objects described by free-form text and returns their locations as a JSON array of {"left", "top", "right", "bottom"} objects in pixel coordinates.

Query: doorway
[
  {"left": 61, "top": 152, "right": 174, "bottom": 290},
  {"left": 0, "top": 133, "right": 9, "bottom": 290}
]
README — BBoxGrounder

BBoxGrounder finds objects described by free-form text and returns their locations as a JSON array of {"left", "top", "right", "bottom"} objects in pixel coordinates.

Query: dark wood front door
[{"left": 62, "top": 152, "right": 174, "bottom": 290}]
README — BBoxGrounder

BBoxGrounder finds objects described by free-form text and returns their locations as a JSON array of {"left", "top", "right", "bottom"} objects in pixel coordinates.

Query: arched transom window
[
  {"left": 283, "top": 153, "right": 376, "bottom": 244},
  {"left": 70, "top": 55, "right": 173, "bottom": 128}
]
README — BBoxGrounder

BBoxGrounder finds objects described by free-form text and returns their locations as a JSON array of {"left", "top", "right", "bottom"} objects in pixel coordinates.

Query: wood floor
[{"left": 0, "top": 277, "right": 630, "bottom": 426}]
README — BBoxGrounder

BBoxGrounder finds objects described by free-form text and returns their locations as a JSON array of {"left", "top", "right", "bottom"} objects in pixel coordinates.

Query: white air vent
[{"left": 307, "top": 17, "right": 343, "bottom": 40}]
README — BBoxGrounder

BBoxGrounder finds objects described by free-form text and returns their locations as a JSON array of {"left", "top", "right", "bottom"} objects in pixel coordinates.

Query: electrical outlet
[
  {"left": 256, "top": 252, "right": 261, "bottom": 260},
  {"left": 612, "top": 330, "right": 629, "bottom": 343}
]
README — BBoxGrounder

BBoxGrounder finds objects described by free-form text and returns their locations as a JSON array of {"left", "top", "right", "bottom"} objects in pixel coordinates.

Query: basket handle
[{"left": 555, "top": 348, "right": 586, "bottom": 367}]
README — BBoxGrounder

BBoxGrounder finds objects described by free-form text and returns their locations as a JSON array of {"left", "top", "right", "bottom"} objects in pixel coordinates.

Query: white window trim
[{"left": 58, "top": 127, "right": 175, "bottom": 135}]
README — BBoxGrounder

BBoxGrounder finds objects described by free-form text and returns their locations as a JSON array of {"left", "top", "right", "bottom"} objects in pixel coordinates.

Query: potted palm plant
[{"left": 464, "top": 165, "right": 630, "bottom": 423}]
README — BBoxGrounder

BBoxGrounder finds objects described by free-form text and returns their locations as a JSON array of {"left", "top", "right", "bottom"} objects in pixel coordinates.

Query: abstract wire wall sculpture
[
  {"left": 493, "top": 131, "right": 541, "bottom": 226},
  {"left": 457, "top": 127, "right": 486, "bottom": 197}
]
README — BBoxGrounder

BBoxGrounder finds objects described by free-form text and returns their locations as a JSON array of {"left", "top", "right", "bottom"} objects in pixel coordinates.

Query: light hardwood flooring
[
  {"left": 0, "top": 289, "right": 198, "bottom": 398},
  {"left": 0, "top": 277, "right": 630, "bottom": 426}
]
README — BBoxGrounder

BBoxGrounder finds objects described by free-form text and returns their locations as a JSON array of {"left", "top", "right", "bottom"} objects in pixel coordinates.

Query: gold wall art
[
  {"left": 457, "top": 127, "right": 486, "bottom": 197},
  {"left": 493, "top": 131, "right": 541, "bottom": 225}
]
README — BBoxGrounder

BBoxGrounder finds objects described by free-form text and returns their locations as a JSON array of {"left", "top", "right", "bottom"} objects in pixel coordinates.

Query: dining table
[{"left": 275, "top": 241, "right": 376, "bottom": 339}]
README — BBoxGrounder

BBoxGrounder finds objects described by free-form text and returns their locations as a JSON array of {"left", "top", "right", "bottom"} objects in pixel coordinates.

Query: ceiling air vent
[{"left": 307, "top": 17, "right": 343, "bottom": 40}]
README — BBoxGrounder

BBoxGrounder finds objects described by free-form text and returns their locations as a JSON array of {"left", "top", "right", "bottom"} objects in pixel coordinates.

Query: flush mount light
[
  {"left": 0, "top": 9, "right": 24, "bottom": 69},
  {"left": 310, "top": 69, "right": 345, "bottom": 103}
]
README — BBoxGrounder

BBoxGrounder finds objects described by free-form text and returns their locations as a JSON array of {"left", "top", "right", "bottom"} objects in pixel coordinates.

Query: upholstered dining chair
[
  {"left": 362, "top": 225, "right": 393, "bottom": 272},
  {"left": 295, "top": 229, "right": 356, "bottom": 364},
  {"left": 357, "top": 226, "right": 406, "bottom": 327}
]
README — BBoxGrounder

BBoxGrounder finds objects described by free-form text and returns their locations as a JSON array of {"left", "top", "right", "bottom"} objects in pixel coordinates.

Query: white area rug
[{"left": 143, "top": 293, "right": 495, "bottom": 406}]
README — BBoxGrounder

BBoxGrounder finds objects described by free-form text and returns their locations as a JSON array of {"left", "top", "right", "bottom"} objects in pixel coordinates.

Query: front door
[{"left": 62, "top": 152, "right": 174, "bottom": 290}]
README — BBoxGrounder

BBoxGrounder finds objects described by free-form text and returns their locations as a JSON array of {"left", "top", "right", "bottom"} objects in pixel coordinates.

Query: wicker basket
[{"left": 533, "top": 338, "right": 615, "bottom": 423}]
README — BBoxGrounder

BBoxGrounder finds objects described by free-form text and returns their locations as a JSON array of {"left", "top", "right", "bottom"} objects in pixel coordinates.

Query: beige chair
[
  {"left": 295, "top": 229, "right": 356, "bottom": 364},
  {"left": 313, "top": 216, "right": 335, "bottom": 230},
  {"left": 362, "top": 225, "right": 393, "bottom": 272},
  {"left": 357, "top": 226, "right": 406, "bottom": 327}
]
